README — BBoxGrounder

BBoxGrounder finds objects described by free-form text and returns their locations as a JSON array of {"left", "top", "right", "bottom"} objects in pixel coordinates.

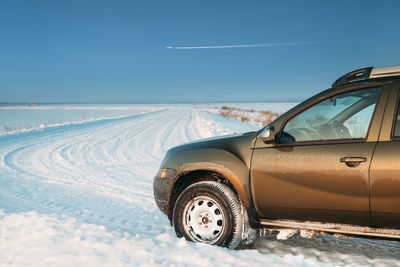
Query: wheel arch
[{"left": 166, "top": 165, "right": 258, "bottom": 227}]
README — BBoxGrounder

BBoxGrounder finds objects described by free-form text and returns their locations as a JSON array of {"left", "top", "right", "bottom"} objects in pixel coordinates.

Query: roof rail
[
  {"left": 332, "top": 65, "right": 400, "bottom": 87},
  {"left": 332, "top": 67, "right": 373, "bottom": 87}
]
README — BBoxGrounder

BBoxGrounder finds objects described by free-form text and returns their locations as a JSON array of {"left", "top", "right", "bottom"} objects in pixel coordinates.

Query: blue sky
[{"left": 1, "top": 0, "right": 400, "bottom": 103}]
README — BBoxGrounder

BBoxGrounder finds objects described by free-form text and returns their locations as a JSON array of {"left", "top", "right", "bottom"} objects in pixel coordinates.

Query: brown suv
[{"left": 153, "top": 65, "right": 400, "bottom": 249}]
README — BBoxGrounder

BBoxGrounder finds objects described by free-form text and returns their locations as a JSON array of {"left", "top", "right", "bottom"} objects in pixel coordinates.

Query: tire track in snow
[{"left": 0, "top": 108, "right": 234, "bottom": 235}]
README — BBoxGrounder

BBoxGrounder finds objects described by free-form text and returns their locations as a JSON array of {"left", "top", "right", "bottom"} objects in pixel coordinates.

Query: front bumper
[{"left": 153, "top": 168, "right": 177, "bottom": 214}]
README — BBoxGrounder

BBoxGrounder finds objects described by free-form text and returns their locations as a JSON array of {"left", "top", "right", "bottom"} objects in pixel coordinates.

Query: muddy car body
[{"left": 154, "top": 66, "right": 400, "bottom": 248}]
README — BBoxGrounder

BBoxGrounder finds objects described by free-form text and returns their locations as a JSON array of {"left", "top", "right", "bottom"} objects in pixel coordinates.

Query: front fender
[{"left": 165, "top": 148, "right": 252, "bottom": 208}]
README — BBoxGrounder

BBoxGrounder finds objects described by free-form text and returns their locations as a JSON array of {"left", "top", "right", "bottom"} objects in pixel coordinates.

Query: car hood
[{"left": 163, "top": 131, "right": 258, "bottom": 166}]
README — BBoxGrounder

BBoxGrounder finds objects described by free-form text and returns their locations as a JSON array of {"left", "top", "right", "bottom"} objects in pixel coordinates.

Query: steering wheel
[{"left": 332, "top": 120, "right": 351, "bottom": 139}]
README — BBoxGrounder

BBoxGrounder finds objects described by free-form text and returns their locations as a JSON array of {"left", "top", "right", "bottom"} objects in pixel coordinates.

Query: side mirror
[{"left": 261, "top": 125, "right": 275, "bottom": 144}]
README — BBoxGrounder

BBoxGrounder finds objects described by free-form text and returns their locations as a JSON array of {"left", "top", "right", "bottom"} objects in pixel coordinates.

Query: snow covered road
[{"left": 0, "top": 107, "right": 399, "bottom": 266}]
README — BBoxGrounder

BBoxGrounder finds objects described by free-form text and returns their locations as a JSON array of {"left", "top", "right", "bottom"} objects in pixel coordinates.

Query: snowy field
[
  {"left": 0, "top": 103, "right": 296, "bottom": 135},
  {"left": 195, "top": 102, "right": 298, "bottom": 113},
  {"left": 0, "top": 104, "right": 399, "bottom": 266},
  {"left": 0, "top": 104, "right": 162, "bottom": 135}
]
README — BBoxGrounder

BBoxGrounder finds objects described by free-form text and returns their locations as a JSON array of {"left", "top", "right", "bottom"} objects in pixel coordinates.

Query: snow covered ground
[
  {"left": 196, "top": 102, "right": 298, "bottom": 113},
  {"left": 0, "top": 104, "right": 162, "bottom": 135},
  {"left": 0, "top": 105, "right": 399, "bottom": 266}
]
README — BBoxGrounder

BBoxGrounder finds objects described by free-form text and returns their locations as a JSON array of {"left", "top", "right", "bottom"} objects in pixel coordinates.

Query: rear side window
[{"left": 393, "top": 99, "right": 400, "bottom": 137}]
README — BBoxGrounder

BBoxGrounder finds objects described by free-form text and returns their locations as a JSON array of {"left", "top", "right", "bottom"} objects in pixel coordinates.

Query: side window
[
  {"left": 343, "top": 104, "right": 375, "bottom": 139},
  {"left": 280, "top": 87, "right": 381, "bottom": 143},
  {"left": 393, "top": 99, "right": 400, "bottom": 137}
]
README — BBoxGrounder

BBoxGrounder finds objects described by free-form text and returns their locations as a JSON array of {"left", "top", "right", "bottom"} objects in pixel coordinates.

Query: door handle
[{"left": 340, "top": 157, "right": 367, "bottom": 168}]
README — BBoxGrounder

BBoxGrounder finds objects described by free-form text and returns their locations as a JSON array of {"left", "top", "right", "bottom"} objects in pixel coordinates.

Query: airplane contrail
[{"left": 166, "top": 41, "right": 326, "bottom": 50}]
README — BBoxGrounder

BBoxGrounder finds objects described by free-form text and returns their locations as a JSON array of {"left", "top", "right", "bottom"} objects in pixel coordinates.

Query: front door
[{"left": 251, "top": 86, "right": 385, "bottom": 226}]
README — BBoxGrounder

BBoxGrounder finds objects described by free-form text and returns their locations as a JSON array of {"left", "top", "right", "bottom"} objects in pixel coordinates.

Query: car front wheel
[{"left": 172, "top": 181, "right": 245, "bottom": 249}]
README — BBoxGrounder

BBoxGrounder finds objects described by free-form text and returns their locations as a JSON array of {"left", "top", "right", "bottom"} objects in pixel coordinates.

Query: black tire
[{"left": 172, "top": 181, "right": 244, "bottom": 249}]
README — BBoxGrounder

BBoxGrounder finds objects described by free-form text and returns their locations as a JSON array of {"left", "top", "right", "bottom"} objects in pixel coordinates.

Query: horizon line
[{"left": 0, "top": 99, "right": 303, "bottom": 105}]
